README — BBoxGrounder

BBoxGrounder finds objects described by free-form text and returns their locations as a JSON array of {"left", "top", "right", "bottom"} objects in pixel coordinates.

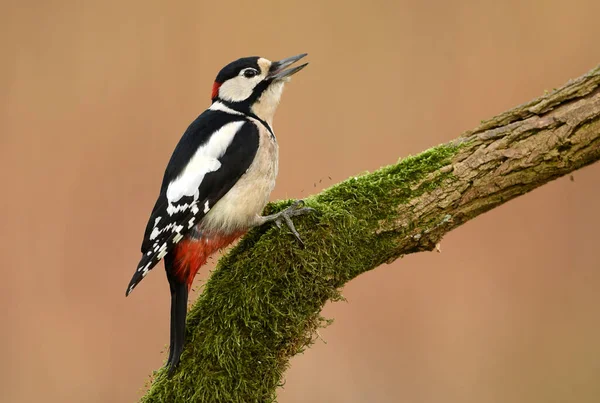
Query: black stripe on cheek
[{"left": 246, "top": 112, "right": 275, "bottom": 140}]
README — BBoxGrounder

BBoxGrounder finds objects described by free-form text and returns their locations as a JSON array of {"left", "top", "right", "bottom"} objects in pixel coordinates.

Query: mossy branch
[{"left": 140, "top": 65, "right": 600, "bottom": 402}]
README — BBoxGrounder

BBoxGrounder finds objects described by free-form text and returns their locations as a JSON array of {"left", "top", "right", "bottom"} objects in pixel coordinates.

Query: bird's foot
[{"left": 262, "top": 200, "right": 315, "bottom": 245}]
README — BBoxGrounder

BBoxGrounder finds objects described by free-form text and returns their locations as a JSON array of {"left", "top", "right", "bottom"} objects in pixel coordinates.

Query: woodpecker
[{"left": 126, "top": 53, "right": 312, "bottom": 375}]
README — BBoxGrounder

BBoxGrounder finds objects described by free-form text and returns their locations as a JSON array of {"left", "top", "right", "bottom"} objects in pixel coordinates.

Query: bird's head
[{"left": 211, "top": 53, "right": 308, "bottom": 124}]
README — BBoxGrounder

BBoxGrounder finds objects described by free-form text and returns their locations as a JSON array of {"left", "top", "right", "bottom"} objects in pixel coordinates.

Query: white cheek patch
[
  {"left": 166, "top": 120, "right": 245, "bottom": 206},
  {"left": 218, "top": 75, "right": 263, "bottom": 102}
]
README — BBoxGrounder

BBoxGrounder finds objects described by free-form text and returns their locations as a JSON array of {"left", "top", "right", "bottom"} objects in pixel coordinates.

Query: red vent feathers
[
  {"left": 211, "top": 82, "right": 222, "bottom": 99},
  {"left": 172, "top": 231, "right": 245, "bottom": 289}
]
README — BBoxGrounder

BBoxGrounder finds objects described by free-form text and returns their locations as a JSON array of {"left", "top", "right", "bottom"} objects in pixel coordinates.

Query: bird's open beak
[{"left": 267, "top": 53, "right": 308, "bottom": 80}]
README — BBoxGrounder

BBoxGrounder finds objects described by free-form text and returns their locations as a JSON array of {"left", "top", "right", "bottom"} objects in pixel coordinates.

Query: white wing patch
[
  {"left": 209, "top": 101, "right": 244, "bottom": 115},
  {"left": 143, "top": 120, "right": 245, "bottom": 256},
  {"left": 165, "top": 120, "right": 245, "bottom": 209},
  {"left": 157, "top": 242, "right": 168, "bottom": 259},
  {"left": 150, "top": 222, "right": 176, "bottom": 240},
  {"left": 167, "top": 201, "right": 193, "bottom": 216},
  {"left": 138, "top": 261, "right": 151, "bottom": 274}
]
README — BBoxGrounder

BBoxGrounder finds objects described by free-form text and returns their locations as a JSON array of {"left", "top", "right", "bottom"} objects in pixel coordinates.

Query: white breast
[{"left": 201, "top": 121, "right": 278, "bottom": 234}]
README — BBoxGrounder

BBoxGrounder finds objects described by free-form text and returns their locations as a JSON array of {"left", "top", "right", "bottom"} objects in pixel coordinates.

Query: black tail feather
[
  {"left": 167, "top": 278, "right": 177, "bottom": 366},
  {"left": 165, "top": 255, "right": 188, "bottom": 376}
]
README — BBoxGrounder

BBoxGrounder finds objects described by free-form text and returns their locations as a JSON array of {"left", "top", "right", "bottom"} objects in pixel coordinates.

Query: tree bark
[{"left": 141, "top": 65, "right": 600, "bottom": 402}]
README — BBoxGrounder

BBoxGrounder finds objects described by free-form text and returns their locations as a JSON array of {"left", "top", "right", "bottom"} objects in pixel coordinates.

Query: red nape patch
[
  {"left": 173, "top": 231, "right": 246, "bottom": 289},
  {"left": 211, "top": 81, "right": 222, "bottom": 99}
]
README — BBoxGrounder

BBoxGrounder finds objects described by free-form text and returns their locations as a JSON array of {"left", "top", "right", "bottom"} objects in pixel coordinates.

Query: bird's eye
[{"left": 243, "top": 69, "right": 258, "bottom": 78}]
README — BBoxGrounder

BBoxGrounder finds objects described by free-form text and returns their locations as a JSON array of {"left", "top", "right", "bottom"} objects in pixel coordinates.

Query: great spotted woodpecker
[{"left": 126, "top": 53, "right": 312, "bottom": 374}]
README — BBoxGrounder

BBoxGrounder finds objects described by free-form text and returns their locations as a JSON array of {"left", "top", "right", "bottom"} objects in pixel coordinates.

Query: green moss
[{"left": 141, "top": 143, "right": 462, "bottom": 403}]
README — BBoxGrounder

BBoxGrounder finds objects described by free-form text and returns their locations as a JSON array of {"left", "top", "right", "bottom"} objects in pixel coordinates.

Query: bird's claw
[{"left": 263, "top": 200, "right": 315, "bottom": 244}]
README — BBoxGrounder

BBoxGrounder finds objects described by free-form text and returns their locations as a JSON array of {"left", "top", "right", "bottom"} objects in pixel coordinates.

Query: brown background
[{"left": 2, "top": 0, "right": 600, "bottom": 402}]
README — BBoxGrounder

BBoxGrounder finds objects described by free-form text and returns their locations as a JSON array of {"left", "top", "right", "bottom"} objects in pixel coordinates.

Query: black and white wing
[{"left": 126, "top": 110, "right": 259, "bottom": 295}]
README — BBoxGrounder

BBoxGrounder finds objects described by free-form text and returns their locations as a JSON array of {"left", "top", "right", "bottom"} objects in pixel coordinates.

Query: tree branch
[{"left": 141, "top": 64, "right": 600, "bottom": 402}]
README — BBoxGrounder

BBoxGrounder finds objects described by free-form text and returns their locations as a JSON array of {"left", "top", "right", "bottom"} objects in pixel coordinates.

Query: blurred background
[{"left": 2, "top": 0, "right": 600, "bottom": 402}]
